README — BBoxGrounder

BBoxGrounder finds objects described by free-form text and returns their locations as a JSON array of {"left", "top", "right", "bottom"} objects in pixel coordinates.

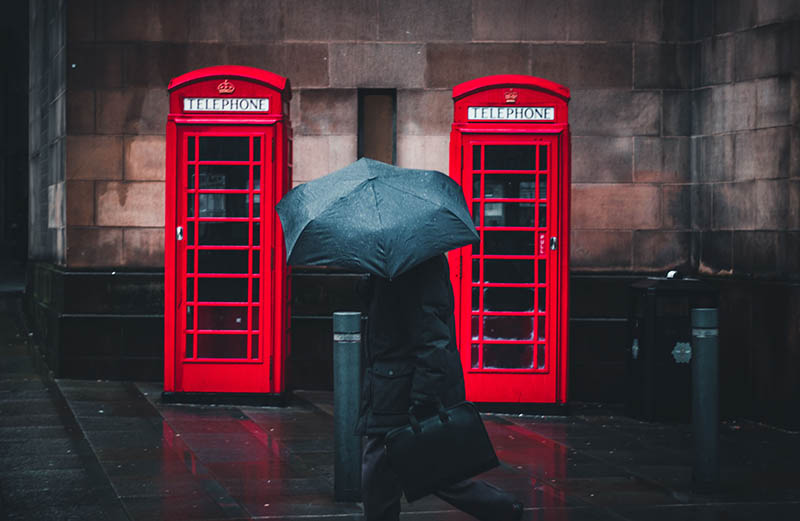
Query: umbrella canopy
[{"left": 276, "top": 158, "right": 478, "bottom": 279}]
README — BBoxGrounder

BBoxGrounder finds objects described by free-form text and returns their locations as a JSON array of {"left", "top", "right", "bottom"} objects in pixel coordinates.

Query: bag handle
[{"left": 408, "top": 398, "right": 450, "bottom": 434}]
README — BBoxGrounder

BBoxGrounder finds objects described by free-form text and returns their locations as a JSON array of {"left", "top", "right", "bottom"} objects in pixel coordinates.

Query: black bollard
[
  {"left": 691, "top": 308, "right": 719, "bottom": 493},
  {"left": 333, "top": 312, "right": 362, "bottom": 502}
]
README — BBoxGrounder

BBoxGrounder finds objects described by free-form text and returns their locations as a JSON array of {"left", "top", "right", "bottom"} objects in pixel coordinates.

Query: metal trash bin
[{"left": 626, "top": 276, "right": 717, "bottom": 422}]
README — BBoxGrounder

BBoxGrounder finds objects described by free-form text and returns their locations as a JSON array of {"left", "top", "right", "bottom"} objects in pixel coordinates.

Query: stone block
[
  {"left": 634, "top": 43, "right": 695, "bottom": 90},
  {"left": 66, "top": 227, "right": 123, "bottom": 268},
  {"left": 756, "top": 76, "right": 792, "bottom": 128},
  {"left": 331, "top": 44, "right": 425, "bottom": 88},
  {"left": 710, "top": 82, "right": 757, "bottom": 133},
  {"left": 713, "top": 181, "right": 755, "bottom": 230},
  {"left": 284, "top": 0, "right": 377, "bottom": 41},
  {"left": 68, "top": 0, "right": 95, "bottom": 42},
  {"left": 663, "top": 90, "right": 691, "bottom": 136},
  {"left": 67, "top": 44, "right": 123, "bottom": 89},
  {"left": 661, "top": 0, "right": 693, "bottom": 41},
  {"left": 697, "top": 230, "right": 733, "bottom": 274},
  {"left": 96, "top": 182, "right": 164, "bottom": 227},
  {"left": 66, "top": 90, "right": 95, "bottom": 134},
  {"left": 699, "top": 35, "right": 734, "bottom": 86},
  {"left": 66, "top": 181, "right": 94, "bottom": 226},
  {"left": 571, "top": 184, "right": 661, "bottom": 230},
  {"left": 396, "top": 135, "right": 449, "bottom": 174},
  {"left": 693, "top": 0, "right": 713, "bottom": 39},
  {"left": 123, "top": 228, "right": 165, "bottom": 268},
  {"left": 292, "top": 135, "right": 357, "bottom": 183},
  {"left": 426, "top": 44, "right": 530, "bottom": 89},
  {"left": 735, "top": 127, "right": 791, "bottom": 181},
  {"left": 691, "top": 87, "right": 712, "bottom": 136},
  {"left": 634, "top": 137, "right": 690, "bottom": 183},
  {"left": 224, "top": 44, "right": 285, "bottom": 73},
  {"left": 96, "top": 89, "right": 167, "bottom": 135},
  {"left": 397, "top": 90, "right": 453, "bottom": 136},
  {"left": 97, "top": 0, "right": 189, "bottom": 42},
  {"left": 662, "top": 184, "right": 691, "bottom": 229},
  {"left": 570, "top": 229, "right": 632, "bottom": 270},
  {"left": 713, "top": 0, "right": 757, "bottom": 33},
  {"left": 530, "top": 44, "right": 632, "bottom": 90},
  {"left": 789, "top": 180, "right": 800, "bottom": 230},
  {"left": 570, "top": 90, "right": 660, "bottom": 137},
  {"left": 124, "top": 136, "right": 166, "bottom": 181},
  {"left": 691, "top": 134, "right": 734, "bottom": 183},
  {"left": 297, "top": 90, "right": 357, "bottom": 136},
  {"left": 186, "top": 0, "right": 282, "bottom": 42},
  {"left": 733, "top": 231, "right": 778, "bottom": 275},
  {"left": 734, "top": 22, "right": 799, "bottom": 81},
  {"left": 379, "top": 0, "right": 472, "bottom": 41},
  {"left": 283, "top": 44, "right": 330, "bottom": 88},
  {"left": 633, "top": 231, "right": 691, "bottom": 271},
  {"left": 66, "top": 136, "right": 123, "bottom": 181},
  {"left": 185, "top": 43, "right": 228, "bottom": 72},
  {"left": 793, "top": 127, "right": 800, "bottom": 179},
  {"left": 691, "top": 183, "right": 713, "bottom": 230},
  {"left": 124, "top": 43, "right": 189, "bottom": 88},
  {"left": 472, "top": 0, "right": 568, "bottom": 41},
  {"left": 778, "top": 231, "right": 800, "bottom": 275},
  {"left": 566, "top": 0, "right": 661, "bottom": 42},
  {"left": 571, "top": 136, "right": 632, "bottom": 183},
  {"left": 754, "top": 179, "right": 790, "bottom": 229}
]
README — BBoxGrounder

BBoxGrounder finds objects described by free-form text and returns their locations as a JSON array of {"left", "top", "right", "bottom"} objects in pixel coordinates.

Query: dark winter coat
[{"left": 356, "top": 254, "right": 466, "bottom": 435}]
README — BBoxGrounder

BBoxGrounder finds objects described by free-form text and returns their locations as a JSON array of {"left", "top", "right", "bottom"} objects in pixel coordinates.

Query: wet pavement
[{"left": 2, "top": 292, "right": 800, "bottom": 520}]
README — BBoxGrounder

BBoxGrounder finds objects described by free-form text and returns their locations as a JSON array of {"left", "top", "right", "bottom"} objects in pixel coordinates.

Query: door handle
[
  {"left": 176, "top": 226, "right": 184, "bottom": 241},
  {"left": 550, "top": 236, "right": 557, "bottom": 250}
]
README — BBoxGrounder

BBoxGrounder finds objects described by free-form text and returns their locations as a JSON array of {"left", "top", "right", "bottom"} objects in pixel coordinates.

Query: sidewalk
[{"left": 2, "top": 293, "right": 800, "bottom": 520}]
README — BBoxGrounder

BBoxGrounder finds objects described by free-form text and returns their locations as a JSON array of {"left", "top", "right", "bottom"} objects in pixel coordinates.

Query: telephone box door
[{"left": 176, "top": 126, "right": 274, "bottom": 393}]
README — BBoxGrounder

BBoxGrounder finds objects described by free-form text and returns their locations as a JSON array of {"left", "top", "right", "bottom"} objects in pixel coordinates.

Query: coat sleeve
[{"left": 408, "top": 259, "right": 454, "bottom": 402}]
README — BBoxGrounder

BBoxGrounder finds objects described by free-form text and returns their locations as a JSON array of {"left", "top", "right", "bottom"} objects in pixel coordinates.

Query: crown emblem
[
  {"left": 504, "top": 89, "right": 518, "bottom": 104},
  {"left": 217, "top": 80, "right": 235, "bottom": 94}
]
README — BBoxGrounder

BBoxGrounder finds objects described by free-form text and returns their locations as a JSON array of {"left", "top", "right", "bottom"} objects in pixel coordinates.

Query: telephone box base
[{"left": 161, "top": 391, "right": 289, "bottom": 407}]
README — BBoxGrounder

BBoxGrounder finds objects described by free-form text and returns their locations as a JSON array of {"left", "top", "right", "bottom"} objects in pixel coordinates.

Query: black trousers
[{"left": 362, "top": 435, "right": 517, "bottom": 521}]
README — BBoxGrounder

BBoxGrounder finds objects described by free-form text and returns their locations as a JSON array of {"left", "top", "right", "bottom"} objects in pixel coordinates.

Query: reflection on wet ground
[{"left": 2, "top": 293, "right": 800, "bottom": 520}]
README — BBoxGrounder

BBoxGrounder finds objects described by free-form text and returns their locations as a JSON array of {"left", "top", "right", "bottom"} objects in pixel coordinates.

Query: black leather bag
[{"left": 384, "top": 401, "right": 499, "bottom": 502}]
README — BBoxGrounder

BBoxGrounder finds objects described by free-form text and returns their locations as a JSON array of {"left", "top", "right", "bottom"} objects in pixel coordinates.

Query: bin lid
[{"left": 630, "top": 277, "right": 717, "bottom": 295}]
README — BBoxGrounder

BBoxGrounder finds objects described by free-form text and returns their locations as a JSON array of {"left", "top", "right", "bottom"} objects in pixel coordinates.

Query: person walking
[{"left": 356, "top": 254, "right": 524, "bottom": 521}]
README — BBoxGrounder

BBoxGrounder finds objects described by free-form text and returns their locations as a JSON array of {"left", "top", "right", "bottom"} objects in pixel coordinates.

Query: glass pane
[
  {"left": 472, "top": 203, "right": 480, "bottom": 226},
  {"left": 197, "top": 278, "right": 248, "bottom": 302},
  {"left": 186, "top": 278, "right": 194, "bottom": 301},
  {"left": 537, "top": 344, "right": 546, "bottom": 369},
  {"left": 484, "top": 175, "right": 536, "bottom": 199},
  {"left": 537, "top": 316, "right": 546, "bottom": 341},
  {"left": 199, "top": 136, "right": 249, "bottom": 161},
  {"left": 538, "top": 259, "right": 546, "bottom": 283},
  {"left": 197, "top": 250, "right": 250, "bottom": 274},
  {"left": 252, "top": 278, "right": 260, "bottom": 302},
  {"left": 483, "top": 315, "right": 534, "bottom": 340},
  {"left": 538, "top": 287, "right": 546, "bottom": 312},
  {"left": 198, "top": 193, "right": 249, "bottom": 218},
  {"left": 185, "top": 334, "right": 194, "bottom": 358},
  {"left": 484, "top": 230, "right": 534, "bottom": 255},
  {"left": 187, "top": 195, "right": 195, "bottom": 217},
  {"left": 188, "top": 164, "right": 196, "bottom": 190},
  {"left": 539, "top": 203, "right": 547, "bottom": 227},
  {"left": 187, "top": 222, "right": 195, "bottom": 245},
  {"left": 254, "top": 137, "right": 261, "bottom": 161},
  {"left": 187, "top": 137, "right": 196, "bottom": 161},
  {"left": 186, "top": 306, "right": 194, "bottom": 331},
  {"left": 484, "top": 145, "right": 536, "bottom": 171},
  {"left": 472, "top": 146, "right": 481, "bottom": 170},
  {"left": 197, "top": 334, "right": 248, "bottom": 358},
  {"left": 198, "top": 165, "right": 250, "bottom": 190},
  {"left": 538, "top": 145, "right": 548, "bottom": 171},
  {"left": 484, "top": 202, "right": 535, "bottom": 227},
  {"left": 472, "top": 259, "right": 479, "bottom": 282},
  {"left": 539, "top": 174, "right": 547, "bottom": 200},
  {"left": 253, "top": 223, "right": 260, "bottom": 246},
  {"left": 197, "top": 306, "right": 249, "bottom": 331},
  {"left": 471, "top": 315, "right": 479, "bottom": 340},
  {"left": 472, "top": 174, "right": 481, "bottom": 199},
  {"left": 198, "top": 222, "right": 250, "bottom": 246},
  {"left": 253, "top": 165, "right": 261, "bottom": 188},
  {"left": 186, "top": 250, "right": 194, "bottom": 273},
  {"left": 252, "top": 334, "right": 259, "bottom": 358},
  {"left": 252, "top": 192, "right": 260, "bottom": 217},
  {"left": 252, "top": 307, "right": 259, "bottom": 331},
  {"left": 484, "top": 287, "right": 534, "bottom": 312},
  {"left": 252, "top": 250, "right": 260, "bottom": 274},
  {"left": 472, "top": 287, "right": 480, "bottom": 311},
  {"left": 471, "top": 343, "right": 480, "bottom": 369},
  {"left": 483, "top": 344, "right": 534, "bottom": 369},
  {"left": 484, "top": 259, "right": 534, "bottom": 283}
]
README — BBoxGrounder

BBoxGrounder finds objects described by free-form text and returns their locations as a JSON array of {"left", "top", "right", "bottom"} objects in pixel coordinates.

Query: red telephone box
[
  {"left": 164, "top": 66, "right": 292, "bottom": 397},
  {"left": 448, "top": 75, "right": 570, "bottom": 405}
]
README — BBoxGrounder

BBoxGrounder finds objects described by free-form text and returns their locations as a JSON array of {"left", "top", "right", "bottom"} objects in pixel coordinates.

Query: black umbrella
[{"left": 276, "top": 158, "right": 478, "bottom": 279}]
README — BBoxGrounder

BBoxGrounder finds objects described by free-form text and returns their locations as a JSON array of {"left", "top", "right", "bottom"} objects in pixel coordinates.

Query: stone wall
[{"left": 29, "top": 0, "right": 66, "bottom": 264}]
